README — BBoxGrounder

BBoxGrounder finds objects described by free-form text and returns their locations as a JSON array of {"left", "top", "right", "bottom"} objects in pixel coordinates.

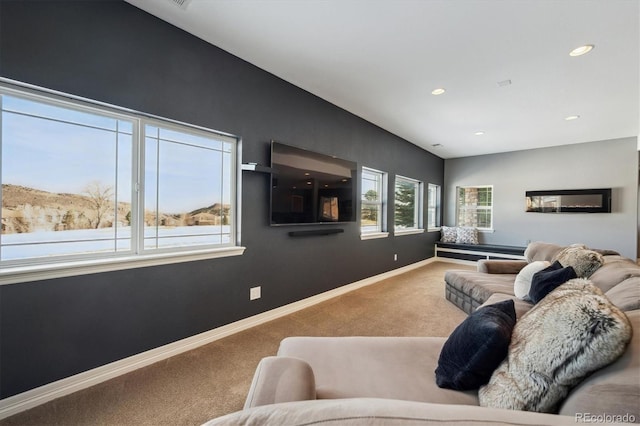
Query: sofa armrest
[
  {"left": 244, "top": 356, "right": 316, "bottom": 409},
  {"left": 477, "top": 259, "right": 528, "bottom": 274}
]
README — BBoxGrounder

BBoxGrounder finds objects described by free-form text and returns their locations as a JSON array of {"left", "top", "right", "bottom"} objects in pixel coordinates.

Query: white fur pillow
[
  {"left": 553, "top": 245, "right": 604, "bottom": 278},
  {"left": 479, "top": 279, "right": 632, "bottom": 413},
  {"left": 514, "top": 261, "right": 550, "bottom": 300}
]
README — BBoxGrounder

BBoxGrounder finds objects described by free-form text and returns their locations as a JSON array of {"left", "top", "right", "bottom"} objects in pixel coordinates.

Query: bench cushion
[
  {"left": 437, "top": 242, "right": 526, "bottom": 256},
  {"left": 278, "top": 336, "right": 479, "bottom": 406}
]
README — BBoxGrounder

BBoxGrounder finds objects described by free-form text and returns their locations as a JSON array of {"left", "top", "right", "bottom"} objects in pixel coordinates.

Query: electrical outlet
[
  {"left": 250, "top": 286, "right": 261, "bottom": 300},
  {"left": 394, "top": 253, "right": 398, "bottom": 261}
]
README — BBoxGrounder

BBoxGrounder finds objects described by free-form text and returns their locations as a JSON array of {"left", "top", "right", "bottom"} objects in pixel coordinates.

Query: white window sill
[
  {"left": 0, "top": 246, "right": 246, "bottom": 286},
  {"left": 394, "top": 228, "right": 425, "bottom": 236},
  {"left": 427, "top": 227, "right": 441, "bottom": 233},
  {"left": 360, "top": 232, "right": 390, "bottom": 240}
]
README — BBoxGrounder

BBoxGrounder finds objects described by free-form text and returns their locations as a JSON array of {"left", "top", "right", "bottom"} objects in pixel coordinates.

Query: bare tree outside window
[{"left": 84, "top": 181, "right": 114, "bottom": 229}]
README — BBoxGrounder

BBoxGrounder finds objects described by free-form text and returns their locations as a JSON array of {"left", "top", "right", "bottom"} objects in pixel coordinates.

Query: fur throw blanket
[{"left": 479, "top": 279, "right": 632, "bottom": 413}]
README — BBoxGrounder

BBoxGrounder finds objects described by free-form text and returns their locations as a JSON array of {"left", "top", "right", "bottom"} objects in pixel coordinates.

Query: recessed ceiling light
[
  {"left": 474, "top": 131, "right": 485, "bottom": 136},
  {"left": 569, "top": 45, "right": 594, "bottom": 57},
  {"left": 431, "top": 88, "right": 446, "bottom": 95},
  {"left": 565, "top": 115, "right": 580, "bottom": 121}
]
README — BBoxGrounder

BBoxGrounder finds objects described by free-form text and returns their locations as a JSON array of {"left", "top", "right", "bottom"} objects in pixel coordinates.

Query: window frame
[
  {"left": 427, "top": 183, "right": 441, "bottom": 232},
  {"left": 455, "top": 185, "right": 494, "bottom": 231},
  {"left": 393, "top": 175, "right": 424, "bottom": 236},
  {"left": 0, "top": 79, "right": 245, "bottom": 285},
  {"left": 360, "top": 166, "right": 389, "bottom": 240}
]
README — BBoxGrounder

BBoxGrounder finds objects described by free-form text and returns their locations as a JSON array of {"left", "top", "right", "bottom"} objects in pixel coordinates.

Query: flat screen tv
[{"left": 270, "top": 141, "right": 357, "bottom": 225}]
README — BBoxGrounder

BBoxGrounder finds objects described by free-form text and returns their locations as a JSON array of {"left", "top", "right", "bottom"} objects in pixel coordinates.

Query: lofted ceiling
[{"left": 125, "top": 0, "right": 639, "bottom": 159}]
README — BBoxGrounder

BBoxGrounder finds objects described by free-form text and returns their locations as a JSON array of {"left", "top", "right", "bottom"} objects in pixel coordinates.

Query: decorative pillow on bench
[
  {"left": 440, "top": 226, "right": 479, "bottom": 244},
  {"left": 440, "top": 226, "right": 457, "bottom": 243},
  {"left": 456, "top": 227, "right": 479, "bottom": 244},
  {"left": 479, "top": 279, "right": 632, "bottom": 413}
]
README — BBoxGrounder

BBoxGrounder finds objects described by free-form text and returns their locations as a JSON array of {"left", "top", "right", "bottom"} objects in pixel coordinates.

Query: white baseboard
[
  {"left": 434, "top": 256, "right": 477, "bottom": 266},
  {"left": 0, "top": 258, "right": 436, "bottom": 420}
]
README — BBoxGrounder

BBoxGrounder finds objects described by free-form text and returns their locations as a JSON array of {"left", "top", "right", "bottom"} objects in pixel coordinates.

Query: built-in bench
[{"left": 435, "top": 241, "right": 526, "bottom": 262}]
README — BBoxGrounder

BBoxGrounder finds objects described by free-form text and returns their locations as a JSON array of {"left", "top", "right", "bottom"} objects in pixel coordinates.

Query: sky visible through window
[
  {"left": 2, "top": 96, "right": 130, "bottom": 196},
  {"left": 2, "top": 96, "right": 232, "bottom": 212},
  {"left": 1, "top": 92, "right": 235, "bottom": 262}
]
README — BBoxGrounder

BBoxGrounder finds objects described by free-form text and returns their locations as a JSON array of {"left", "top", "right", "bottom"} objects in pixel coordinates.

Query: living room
[{"left": 0, "top": 0, "right": 638, "bottom": 423}]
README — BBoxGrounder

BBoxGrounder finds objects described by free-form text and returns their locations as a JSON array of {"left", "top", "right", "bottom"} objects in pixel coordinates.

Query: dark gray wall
[
  {"left": 444, "top": 137, "right": 639, "bottom": 259},
  {"left": 0, "top": 1, "right": 443, "bottom": 398}
]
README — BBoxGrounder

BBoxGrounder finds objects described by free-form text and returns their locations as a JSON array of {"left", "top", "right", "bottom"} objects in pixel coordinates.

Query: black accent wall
[{"left": 0, "top": 0, "right": 443, "bottom": 399}]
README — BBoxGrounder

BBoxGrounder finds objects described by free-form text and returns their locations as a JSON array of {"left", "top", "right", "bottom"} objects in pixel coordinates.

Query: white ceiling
[{"left": 125, "top": 0, "right": 639, "bottom": 159}]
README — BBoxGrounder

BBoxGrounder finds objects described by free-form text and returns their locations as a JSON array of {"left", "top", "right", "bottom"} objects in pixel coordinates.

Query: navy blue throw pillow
[
  {"left": 435, "top": 299, "right": 516, "bottom": 390},
  {"left": 528, "top": 260, "right": 577, "bottom": 304}
]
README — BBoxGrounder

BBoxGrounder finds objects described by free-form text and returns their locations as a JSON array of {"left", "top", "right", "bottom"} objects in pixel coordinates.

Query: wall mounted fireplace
[{"left": 525, "top": 188, "right": 612, "bottom": 213}]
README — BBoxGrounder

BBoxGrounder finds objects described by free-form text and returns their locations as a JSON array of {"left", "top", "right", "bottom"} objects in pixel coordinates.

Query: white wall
[{"left": 444, "top": 137, "right": 638, "bottom": 259}]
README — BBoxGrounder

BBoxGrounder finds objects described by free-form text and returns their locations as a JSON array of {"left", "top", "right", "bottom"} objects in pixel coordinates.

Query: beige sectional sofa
[
  {"left": 205, "top": 242, "right": 639, "bottom": 425},
  {"left": 445, "top": 241, "right": 639, "bottom": 317}
]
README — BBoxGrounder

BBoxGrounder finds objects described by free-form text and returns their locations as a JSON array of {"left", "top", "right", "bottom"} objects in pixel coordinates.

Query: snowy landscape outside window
[{"left": 0, "top": 82, "right": 238, "bottom": 276}]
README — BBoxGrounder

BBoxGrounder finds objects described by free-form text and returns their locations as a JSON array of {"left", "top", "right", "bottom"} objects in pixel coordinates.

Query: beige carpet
[{"left": 0, "top": 261, "right": 472, "bottom": 426}]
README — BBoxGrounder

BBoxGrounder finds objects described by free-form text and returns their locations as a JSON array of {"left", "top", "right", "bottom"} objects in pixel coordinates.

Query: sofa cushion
[
  {"left": 479, "top": 293, "right": 533, "bottom": 320},
  {"left": 514, "top": 260, "right": 550, "bottom": 300},
  {"left": 479, "top": 279, "right": 632, "bottom": 413},
  {"left": 205, "top": 397, "right": 579, "bottom": 426},
  {"left": 524, "top": 241, "right": 564, "bottom": 263},
  {"left": 477, "top": 259, "right": 528, "bottom": 275},
  {"left": 605, "top": 277, "right": 640, "bottom": 312},
  {"left": 528, "top": 260, "right": 576, "bottom": 304},
  {"left": 445, "top": 270, "right": 515, "bottom": 303},
  {"left": 590, "top": 256, "right": 640, "bottom": 294},
  {"left": 553, "top": 245, "right": 604, "bottom": 278},
  {"left": 559, "top": 309, "right": 640, "bottom": 420},
  {"left": 435, "top": 299, "right": 516, "bottom": 391},
  {"left": 278, "top": 336, "right": 479, "bottom": 406}
]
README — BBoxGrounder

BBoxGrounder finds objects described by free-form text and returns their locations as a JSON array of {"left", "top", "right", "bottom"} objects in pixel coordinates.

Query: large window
[
  {"left": 360, "top": 167, "right": 388, "bottom": 238},
  {"left": 394, "top": 175, "right": 423, "bottom": 234},
  {"left": 456, "top": 185, "right": 493, "bottom": 230},
  {"left": 427, "top": 183, "right": 441, "bottom": 231},
  {"left": 0, "top": 82, "right": 240, "bottom": 281}
]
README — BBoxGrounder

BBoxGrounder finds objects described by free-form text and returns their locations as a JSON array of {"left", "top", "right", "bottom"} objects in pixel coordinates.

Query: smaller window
[
  {"left": 456, "top": 185, "right": 493, "bottom": 230},
  {"left": 427, "top": 183, "right": 441, "bottom": 231},
  {"left": 360, "top": 167, "right": 388, "bottom": 239},
  {"left": 394, "top": 175, "right": 423, "bottom": 234}
]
